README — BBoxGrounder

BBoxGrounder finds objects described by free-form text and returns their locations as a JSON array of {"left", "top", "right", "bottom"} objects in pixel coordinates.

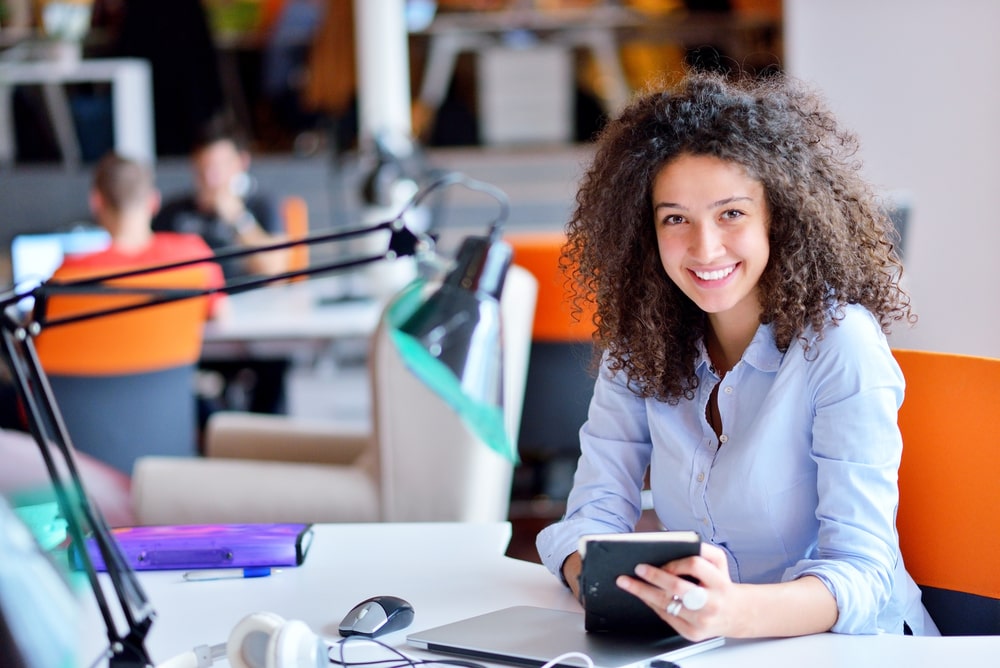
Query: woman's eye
[
  {"left": 721, "top": 209, "right": 744, "bottom": 221},
  {"left": 662, "top": 214, "right": 686, "bottom": 226}
]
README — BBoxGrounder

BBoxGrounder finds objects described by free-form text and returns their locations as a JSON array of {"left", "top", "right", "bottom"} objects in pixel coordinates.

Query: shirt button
[
  {"left": 696, "top": 473, "right": 705, "bottom": 483},
  {"left": 702, "top": 517, "right": 710, "bottom": 526},
  {"left": 724, "top": 386, "right": 733, "bottom": 394},
  {"left": 719, "top": 434, "right": 729, "bottom": 444}
]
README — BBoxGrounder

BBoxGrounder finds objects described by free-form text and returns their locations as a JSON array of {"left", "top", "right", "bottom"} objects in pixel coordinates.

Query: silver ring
[
  {"left": 681, "top": 586, "right": 707, "bottom": 612},
  {"left": 665, "top": 596, "right": 683, "bottom": 616}
]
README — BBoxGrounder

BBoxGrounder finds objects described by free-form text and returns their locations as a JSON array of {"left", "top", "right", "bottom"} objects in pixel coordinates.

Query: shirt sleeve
[
  {"left": 536, "top": 359, "right": 653, "bottom": 582},
  {"left": 781, "top": 307, "right": 905, "bottom": 634}
]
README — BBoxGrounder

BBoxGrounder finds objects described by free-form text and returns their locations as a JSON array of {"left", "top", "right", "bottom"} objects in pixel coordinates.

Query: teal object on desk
[
  {"left": 12, "top": 500, "right": 68, "bottom": 552},
  {"left": 0, "top": 497, "right": 79, "bottom": 668}
]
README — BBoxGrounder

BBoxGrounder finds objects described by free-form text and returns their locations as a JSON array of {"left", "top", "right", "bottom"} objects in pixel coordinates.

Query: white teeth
[{"left": 694, "top": 266, "right": 735, "bottom": 281}]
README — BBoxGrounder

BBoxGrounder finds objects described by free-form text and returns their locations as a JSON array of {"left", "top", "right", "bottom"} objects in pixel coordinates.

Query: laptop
[
  {"left": 406, "top": 606, "right": 724, "bottom": 668},
  {"left": 9, "top": 228, "right": 111, "bottom": 311}
]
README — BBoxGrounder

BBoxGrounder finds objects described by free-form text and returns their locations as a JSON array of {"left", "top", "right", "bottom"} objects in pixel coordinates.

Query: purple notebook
[{"left": 80, "top": 523, "right": 314, "bottom": 571}]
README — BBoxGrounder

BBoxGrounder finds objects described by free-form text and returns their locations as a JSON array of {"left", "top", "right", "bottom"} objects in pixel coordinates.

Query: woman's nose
[{"left": 689, "top": 221, "right": 724, "bottom": 261}]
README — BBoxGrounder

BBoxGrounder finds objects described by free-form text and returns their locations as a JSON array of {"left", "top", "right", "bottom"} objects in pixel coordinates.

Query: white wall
[{"left": 784, "top": 0, "right": 1000, "bottom": 358}]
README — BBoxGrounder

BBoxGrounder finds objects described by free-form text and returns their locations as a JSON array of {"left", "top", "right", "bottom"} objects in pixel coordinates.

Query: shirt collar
[{"left": 696, "top": 322, "right": 784, "bottom": 375}]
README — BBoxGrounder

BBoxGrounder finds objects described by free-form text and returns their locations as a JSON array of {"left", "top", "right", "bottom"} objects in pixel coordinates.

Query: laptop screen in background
[{"left": 10, "top": 228, "right": 111, "bottom": 312}]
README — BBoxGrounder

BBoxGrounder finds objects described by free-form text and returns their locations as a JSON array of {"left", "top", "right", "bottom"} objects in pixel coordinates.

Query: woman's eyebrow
[
  {"left": 653, "top": 195, "right": 754, "bottom": 211},
  {"left": 712, "top": 195, "right": 755, "bottom": 208}
]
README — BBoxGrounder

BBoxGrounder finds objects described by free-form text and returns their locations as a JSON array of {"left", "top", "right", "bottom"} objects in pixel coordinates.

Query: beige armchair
[{"left": 130, "top": 265, "right": 538, "bottom": 525}]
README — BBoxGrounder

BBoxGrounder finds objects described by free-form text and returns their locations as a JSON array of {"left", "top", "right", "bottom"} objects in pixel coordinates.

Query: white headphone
[{"left": 157, "top": 611, "right": 327, "bottom": 668}]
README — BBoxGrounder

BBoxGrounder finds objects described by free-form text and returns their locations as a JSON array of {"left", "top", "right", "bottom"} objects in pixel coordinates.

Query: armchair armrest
[
  {"left": 130, "top": 412, "right": 381, "bottom": 525},
  {"left": 131, "top": 456, "right": 379, "bottom": 525},
  {"left": 204, "top": 411, "right": 371, "bottom": 466}
]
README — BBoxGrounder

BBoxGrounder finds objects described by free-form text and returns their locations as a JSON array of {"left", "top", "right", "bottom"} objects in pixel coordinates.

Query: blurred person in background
[
  {"left": 154, "top": 117, "right": 292, "bottom": 416},
  {"left": 154, "top": 118, "right": 290, "bottom": 279}
]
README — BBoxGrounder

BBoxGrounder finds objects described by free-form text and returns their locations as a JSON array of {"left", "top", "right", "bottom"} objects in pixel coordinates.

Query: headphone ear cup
[
  {"left": 266, "top": 619, "right": 325, "bottom": 668},
  {"left": 227, "top": 612, "right": 287, "bottom": 668}
]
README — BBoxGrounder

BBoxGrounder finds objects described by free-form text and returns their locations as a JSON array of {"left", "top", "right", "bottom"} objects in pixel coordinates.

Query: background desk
[
  {"left": 79, "top": 523, "right": 999, "bottom": 668},
  {"left": 0, "top": 57, "right": 154, "bottom": 169},
  {"left": 414, "top": 5, "right": 781, "bottom": 142},
  {"left": 201, "top": 276, "right": 384, "bottom": 361}
]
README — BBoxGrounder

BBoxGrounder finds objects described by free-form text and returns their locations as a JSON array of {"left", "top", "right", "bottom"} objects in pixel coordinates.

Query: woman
[{"left": 536, "top": 71, "right": 937, "bottom": 639}]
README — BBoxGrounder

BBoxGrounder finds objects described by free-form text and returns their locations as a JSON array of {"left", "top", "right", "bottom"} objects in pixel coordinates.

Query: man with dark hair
[
  {"left": 153, "top": 120, "right": 293, "bottom": 415},
  {"left": 153, "top": 119, "right": 290, "bottom": 279}
]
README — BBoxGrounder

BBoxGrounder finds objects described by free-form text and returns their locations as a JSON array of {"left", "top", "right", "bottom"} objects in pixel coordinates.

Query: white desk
[
  {"left": 78, "top": 523, "right": 999, "bottom": 668},
  {"left": 0, "top": 56, "right": 154, "bottom": 168},
  {"left": 201, "top": 276, "right": 384, "bottom": 360}
]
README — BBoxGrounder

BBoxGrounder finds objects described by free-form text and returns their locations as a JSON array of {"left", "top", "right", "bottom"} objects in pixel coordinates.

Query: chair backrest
[
  {"left": 504, "top": 231, "right": 594, "bottom": 343},
  {"left": 505, "top": 231, "right": 596, "bottom": 499},
  {"left": 34, "top": 265, "right": 213, "bottom": 474},
  {"left": 35, "top": 265, "right": 211, "bottom": 375},
  {"left": 282, "top": 195, "right": 310, "bottom": 279},
  {"left": 372, "top": 264, "right": 538, "bottom": 522},
  {"left": 892, "top": 348, "right": 1000, "bottom": 635}
]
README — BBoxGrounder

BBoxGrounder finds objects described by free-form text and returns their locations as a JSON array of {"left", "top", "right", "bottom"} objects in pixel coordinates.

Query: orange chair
[
  {"left": 506, "top": 231, "right": 597, "bottom": 499},
  {"left": 34, "top": 265, "right": 214, "bottom": 475},
  {"left": 892, "top": 348, "right": 1000, "bottom": 635},
  {"left": 281, "top": 195, "right": 309, "bottom": 279}
]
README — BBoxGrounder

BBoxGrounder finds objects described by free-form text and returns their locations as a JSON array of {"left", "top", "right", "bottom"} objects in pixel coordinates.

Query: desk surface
[
  {"left": 418, "top": 4, "right": 779, "bottom": 36},
  {"left": 0, "top": 56, "right": 150, "bottom": 82},
  {"left": 80, "top": 523, "right": 999, "bottom": 668},
  {"left": 201, "top": 275, "right": 384, "bottom": 358}
]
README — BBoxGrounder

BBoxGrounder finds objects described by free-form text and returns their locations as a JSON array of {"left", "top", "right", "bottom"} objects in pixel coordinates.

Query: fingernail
[{"left": 616, "top": 575, "right": 631, "bottom": 590}]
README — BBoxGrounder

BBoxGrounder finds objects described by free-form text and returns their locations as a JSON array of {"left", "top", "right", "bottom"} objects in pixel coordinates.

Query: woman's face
[{"left": 652, "top": 153, "right": 770, "bottom": 330}]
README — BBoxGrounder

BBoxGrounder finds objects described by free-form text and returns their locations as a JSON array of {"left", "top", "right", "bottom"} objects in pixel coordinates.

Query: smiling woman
[
  {"left": 651, "top": 154, "right": 770, "bottom": 376},
  {"left": 535, "top": 71, "right": 931, "bottom": 641}
]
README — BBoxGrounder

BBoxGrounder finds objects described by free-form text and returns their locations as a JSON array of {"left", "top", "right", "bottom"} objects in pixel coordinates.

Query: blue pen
[{"left": 183, "top": 567, "right": 272, "bottom": 582}]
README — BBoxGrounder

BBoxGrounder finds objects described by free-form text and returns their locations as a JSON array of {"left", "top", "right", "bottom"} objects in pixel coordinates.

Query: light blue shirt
[{"left": 537, "top": 304, "right": 934, "bottom": 635}]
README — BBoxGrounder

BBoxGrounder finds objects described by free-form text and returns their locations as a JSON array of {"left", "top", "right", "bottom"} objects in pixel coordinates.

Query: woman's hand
[
  {"left": 561, "top": 552, "right": 584, "bottom": 602},
  {"left": 616, "top": 542, "right": 747, "bottom": 640},
  {"left": 616, "top": 542, "right": 838, "bottom": 639}
]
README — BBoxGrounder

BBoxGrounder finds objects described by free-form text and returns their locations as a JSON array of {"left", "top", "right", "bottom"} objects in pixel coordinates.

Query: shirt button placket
[
  {"left": 718, "top": 385, "right": 733, "bottom": 447},
  {"left": 692, "top": 446, "right": 712, "bottom": 522}
]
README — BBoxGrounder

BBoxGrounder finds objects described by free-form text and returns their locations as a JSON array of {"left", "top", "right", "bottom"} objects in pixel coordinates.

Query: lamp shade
[{"left": 387, "top": 235, "right": 516, "bottom": 461}]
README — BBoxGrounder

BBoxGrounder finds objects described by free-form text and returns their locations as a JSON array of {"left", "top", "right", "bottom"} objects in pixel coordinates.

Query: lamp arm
[
  {"left": 0, "top": 310, "right": 155, "bottom": 667},
  {"left": 410, "top": 171, "right": 510, "bottom": 241},
  {"left": 38, "top": 219, "right": 405, "bottom": 291},
  {"left": 25, "top": 220, "right": 422, "bottom": 333}
]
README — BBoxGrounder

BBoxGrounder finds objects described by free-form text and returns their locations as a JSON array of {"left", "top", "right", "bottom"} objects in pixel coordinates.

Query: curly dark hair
[{"left": 564, "top": 71, "right": 914, "bottom": 403}]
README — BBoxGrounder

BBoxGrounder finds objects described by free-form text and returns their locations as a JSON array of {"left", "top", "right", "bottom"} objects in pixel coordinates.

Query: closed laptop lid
[{"left": 406, "top": 606, "right": 723, "bottom": 668}]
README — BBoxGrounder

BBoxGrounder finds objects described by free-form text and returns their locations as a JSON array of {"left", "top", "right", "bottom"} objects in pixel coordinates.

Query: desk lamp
[{"left": 0, "top": 172, "right": 513, "bottom": 668}]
